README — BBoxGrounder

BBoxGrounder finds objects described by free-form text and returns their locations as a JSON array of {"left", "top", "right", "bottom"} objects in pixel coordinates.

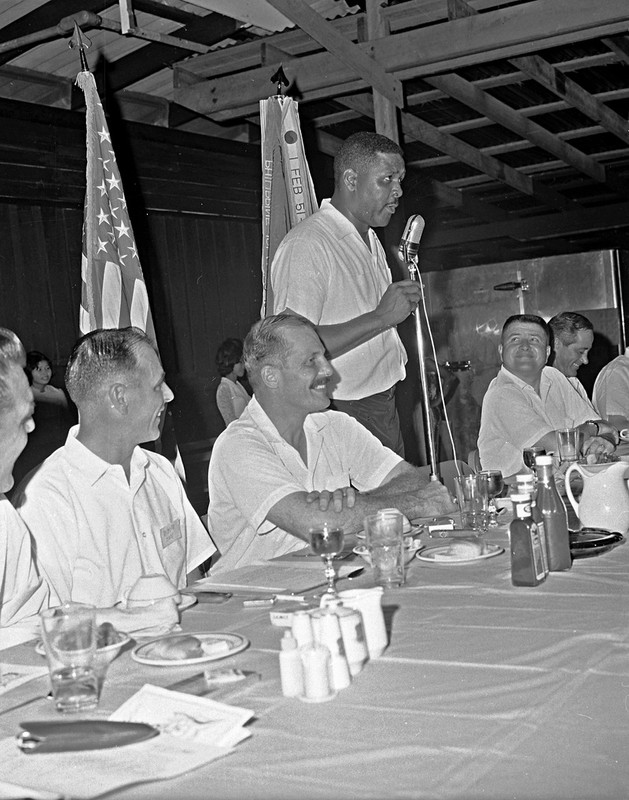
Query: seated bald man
[
  {"left": 0, "top": 326, "right": 178, "bottom": 633},
  {"left": 208, "top": 314, "right": 456, "bottom": 573},
  {"left": 14, "top": 327, "right": 215, "bottom": 609},
  {"left": 478, "top": 314, "right": 617, "bottom": 478}
]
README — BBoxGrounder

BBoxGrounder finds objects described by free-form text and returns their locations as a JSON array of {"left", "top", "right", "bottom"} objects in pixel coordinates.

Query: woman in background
[
  {"left": 10, "top": 351, "right": 74, "bottom": 491},
  {"left": 215, "top": 338, "right": 250, "bottom": 426},
  {"left": 26, "top": 351, "right": 68, "bottom": 409}
]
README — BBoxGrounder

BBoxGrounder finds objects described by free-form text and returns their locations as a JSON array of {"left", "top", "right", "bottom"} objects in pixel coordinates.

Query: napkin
[{"left": 0, "top": 684, "right": 255, "bottom": 799}]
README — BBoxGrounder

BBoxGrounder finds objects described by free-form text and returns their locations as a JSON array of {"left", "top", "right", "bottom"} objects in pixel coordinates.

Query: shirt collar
[{"left": 64, "top": 425, "right": 149, "bottom": 486}]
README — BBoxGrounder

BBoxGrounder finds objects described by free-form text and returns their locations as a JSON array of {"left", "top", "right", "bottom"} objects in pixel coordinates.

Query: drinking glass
[
  {"left": 454, "top": 474, "right": 489, "bottom": 532},
  {"left": 40, "top": 603, "right": 98, "bottom": 713},
  {"left": 308, "top": 524, "right": 345, "bottom": 598},
  {"left": 480, "top": 470, "right": 504, "bottom": 527},
  {"left": 363, "top": 509, "right": 405, "bottom": 588}
]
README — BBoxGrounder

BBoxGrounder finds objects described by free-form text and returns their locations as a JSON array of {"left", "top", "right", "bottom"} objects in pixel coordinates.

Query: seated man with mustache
[{"left": 208, "top": 314, "right": 456, "bottom": 574}]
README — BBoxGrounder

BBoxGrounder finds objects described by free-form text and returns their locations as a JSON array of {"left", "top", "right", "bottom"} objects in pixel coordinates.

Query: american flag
[{"left": 76, "top": 70, "right": 156, "bottom": 342}]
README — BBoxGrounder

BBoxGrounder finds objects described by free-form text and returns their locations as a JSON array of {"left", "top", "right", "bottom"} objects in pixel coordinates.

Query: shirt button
[{"left": 142, "top": 533, "right": 147, "bottom": 538}]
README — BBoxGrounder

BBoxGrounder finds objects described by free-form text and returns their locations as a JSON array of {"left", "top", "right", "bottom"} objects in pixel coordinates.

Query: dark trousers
[{"left": 331, "top": 386, "right": 404, "bottom": 457}]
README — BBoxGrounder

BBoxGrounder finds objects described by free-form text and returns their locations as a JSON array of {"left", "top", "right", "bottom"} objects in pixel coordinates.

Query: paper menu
[{"left": 110, "top": 683, "right": 254, "bottom": 748}]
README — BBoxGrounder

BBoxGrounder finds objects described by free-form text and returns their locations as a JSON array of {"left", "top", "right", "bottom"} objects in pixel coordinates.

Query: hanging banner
[{"left": 260, "top": 95, "right": 318, "bottom": 317}]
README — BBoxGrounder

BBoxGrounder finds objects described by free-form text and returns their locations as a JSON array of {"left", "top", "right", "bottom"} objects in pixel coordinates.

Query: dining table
[{"left": 1, "top": 504, "right": 628, "bottom": 800}]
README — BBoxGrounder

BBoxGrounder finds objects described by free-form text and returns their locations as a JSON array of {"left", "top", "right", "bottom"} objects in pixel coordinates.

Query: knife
[{"left": 17, "top": 720, "right": 159, "bottom": 753}]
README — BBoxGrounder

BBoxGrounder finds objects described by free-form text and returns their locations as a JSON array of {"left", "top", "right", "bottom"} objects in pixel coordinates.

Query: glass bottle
[
  {"left": 514, "top": 473, "right": 548, "bottom": 574},
  {"left": 509, "top": 494, "right": 548, "bottom": 587},
  {"left": 535, "top": 455, "right": 572, "bottom": 571}
]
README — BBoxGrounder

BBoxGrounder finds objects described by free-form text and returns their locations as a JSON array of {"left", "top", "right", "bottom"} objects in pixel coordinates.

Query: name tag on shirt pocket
[{"left": 160, "top": 520, "right": 182, "bottom": 549}]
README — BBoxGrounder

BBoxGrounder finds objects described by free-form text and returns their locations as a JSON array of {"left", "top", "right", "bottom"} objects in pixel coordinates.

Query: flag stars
[
  {"left": 97, "top": 181, "right": 107, "bottom": 197},
  {"left": 106, "top": 174, "right": 121, "bottom": 191},
  {"left": 96, "top": 239, "right": 108, "bottom": 253},
  {"left": 97, "top": 209, "right": 110, "bottom": 226},
  {"left": 98, "top": 128, "right": 111, "bottom": 144},
  {"left": 115, "top": 220, "right": 131, "bottom": 239}
]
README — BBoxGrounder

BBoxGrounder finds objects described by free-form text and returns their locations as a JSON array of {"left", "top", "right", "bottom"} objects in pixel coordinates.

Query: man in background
[
  {"left": 14, "top": 327, "right": 215, "bottom": 609},
  {"left": 548, "top": 311, "right": 595, "bottom": 405},
  {"left": 593, "top": 347, "right": 629, "bottom": 431},
  {"left": 478, "top": 314, "right": 616, "bottom": 478},
  {"left": 208, "top": 314, "right": 455, "bottom": 574},
  {"left": 270, "top": 132, "right": 421, "bottom": 456},
  {"left": 0, "top": 326, "right": 178, "bottom": 632}
]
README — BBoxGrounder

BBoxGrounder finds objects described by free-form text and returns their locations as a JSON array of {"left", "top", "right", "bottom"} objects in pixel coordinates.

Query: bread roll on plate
[
  {"left": 143, "top": 635, "right": 204, "bottom": 661},
  {"left": 432, "top": 539, "right": 486, "bottom": 561}
]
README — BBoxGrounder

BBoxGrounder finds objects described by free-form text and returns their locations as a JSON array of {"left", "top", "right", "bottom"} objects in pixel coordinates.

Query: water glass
[
  {"left": 40, "top": 603, "right": 99, "bottom": 713},
  {"left": 363, "top": 509, "right": 405, "bottom": 588},
  {"left": 454, "top": 474, "right": 489, "bottom": 532},
  {"left": 556, "top": 427, "right": 579, "bottom": 463}
]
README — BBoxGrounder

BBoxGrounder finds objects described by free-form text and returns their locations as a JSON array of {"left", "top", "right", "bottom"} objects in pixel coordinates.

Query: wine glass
[
  {"left": 480, "top": 470, "right": 504, "bottom": 527},
  {"left": 308, "top": 524, "right": 345, "bottom": 598}
]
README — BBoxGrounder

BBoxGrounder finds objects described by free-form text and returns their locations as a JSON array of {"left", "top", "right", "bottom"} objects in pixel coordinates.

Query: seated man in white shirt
[
  {"left": 0, "top": 326, "right": 178, "bottom": 632},
  {"left": 208, "top": 314, "right": 456, "bottom": 574},
  {"left": 593, "top": 348, "right": 629, "bottom": 432},
  {"left": 478, "top": 314, "right": 617, "bottom": 478},
  {"left": 14, "top": 327, "right": 215, "bottom": 609},
  {"left": 548, "top": 311, "right": 595, "bottom": 404}
]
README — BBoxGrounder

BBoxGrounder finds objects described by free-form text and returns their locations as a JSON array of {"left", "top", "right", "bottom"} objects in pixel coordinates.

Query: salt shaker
[
  {"left": 299, "top": 643, "right": 336, "bottom": 702},
  {"left": 313, "top": 606, "right": 368, "bottom": 676},
  {"left": 338, "top": 587, "right": 388, "bottom": 659},
  {"left": 279, "top": 631, "right": 304, "bottom": 698},
  {"left": 316, "top": 609, "right": 351, "bottom": 691},
  {"left": 291, "top": 609, "right": 314, "bottom": 648}
]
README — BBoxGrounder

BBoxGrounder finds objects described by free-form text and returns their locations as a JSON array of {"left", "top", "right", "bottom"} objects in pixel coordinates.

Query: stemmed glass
[
  {"left": 480, "top": 470, "right": 504, "bottom": 528},
  {"left": 308, "top": 524, "right": 345, "bottom": 598}
]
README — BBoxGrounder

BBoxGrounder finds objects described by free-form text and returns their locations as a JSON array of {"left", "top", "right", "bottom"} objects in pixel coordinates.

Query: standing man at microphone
[{"left": 270, "top": 131, "right": 421, "bottom": 456}]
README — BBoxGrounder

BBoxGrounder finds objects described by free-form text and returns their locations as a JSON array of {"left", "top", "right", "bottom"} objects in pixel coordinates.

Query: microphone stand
[{"left": 405, "top": 253, "right": 439, "bottom": 482}]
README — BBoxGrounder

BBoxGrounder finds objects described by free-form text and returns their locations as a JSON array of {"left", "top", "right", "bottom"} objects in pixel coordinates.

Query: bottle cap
[
  {"left": 535, "top": 455, "right": 553, "bottom": 466},
  {"left": 281, "top": 631, "right": 298, "bottom": 650}
]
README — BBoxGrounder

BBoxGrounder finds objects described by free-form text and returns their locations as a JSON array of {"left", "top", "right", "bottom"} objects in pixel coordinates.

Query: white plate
[
  {"left": 131, "top": 631, "right": 249, "bottom": 666},
  {"left": 416, "top": 544, "right": 504, "bottom": 564}
]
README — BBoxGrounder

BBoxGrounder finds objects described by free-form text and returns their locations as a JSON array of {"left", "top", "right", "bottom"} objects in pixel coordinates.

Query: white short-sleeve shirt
[
  {"left": 0, "top": 495, "right": 49, "bottom": 627},
  {"left": 478, "top": 366, "right": 595, "bottom": 477},
  {"left": 270, "top": 200, "right": 407, "bottom": 400},
  {"left": 14, "top": 429, "right": 216, "bottom": 607},
  {"left": 593, "top": 354, "right": 629, "bottom": 419},
  {"left": 207, "top": 396, "right": 402, "bottom": 574}
]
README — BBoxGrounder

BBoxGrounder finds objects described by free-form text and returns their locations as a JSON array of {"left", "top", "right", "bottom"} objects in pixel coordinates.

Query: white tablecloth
[{"left": 1, "top": 522, "right": 628, "bottom": 799}]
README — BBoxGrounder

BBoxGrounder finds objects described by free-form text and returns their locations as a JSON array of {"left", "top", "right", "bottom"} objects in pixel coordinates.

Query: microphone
[{"left": 398, "top": 214, "right": 426, "bottom": 262}]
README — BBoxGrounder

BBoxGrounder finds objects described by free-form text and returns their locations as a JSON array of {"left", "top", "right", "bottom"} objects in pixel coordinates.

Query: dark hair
[
  {"left": 334, "top": 132, "right": 404, "bottom": 185},
  {"left": 65, "top": 327, "right": 156, "bottom": 406},
  {"left": 244, "top": 314, "right": 317, "bottom": 388},
  {"left": 215, "top": 338, "right": 243, "bottom": 377},
  {"left": 0, "top": 328, "right": 26, "bottom": 411},
  {"left": 548, "top": 311, "right": 593, "bottom": 347},
  {"left": 501, "top": 314, "right": 550, "bottom": 345},
  {"left": 25, "top": 350, "right": 52, "bottom": 384}
]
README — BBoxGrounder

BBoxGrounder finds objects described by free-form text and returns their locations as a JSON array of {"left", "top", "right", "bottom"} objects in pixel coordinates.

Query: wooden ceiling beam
[
  {"left": 174, "top": 0, "right": 629, "bottom": 118},
  {"left": 340, "top": 93, "right": 577, "bottom": 213},
  {"left": 427, "top": 201, "right": 629, "bottom": 247},
  {"left": 449, "top": 0, "right": 629, "bottom": 149},
  {"left": 263, "top": 0, "right": 403, "bottom": 108},
  {"left": 424, "top": 72, "right": 628, "bottom": 198}
]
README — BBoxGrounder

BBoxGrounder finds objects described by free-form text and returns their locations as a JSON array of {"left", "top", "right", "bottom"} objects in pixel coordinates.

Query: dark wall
[{"left": 0, "top": 98, "right": 264, "bottom": 445}]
